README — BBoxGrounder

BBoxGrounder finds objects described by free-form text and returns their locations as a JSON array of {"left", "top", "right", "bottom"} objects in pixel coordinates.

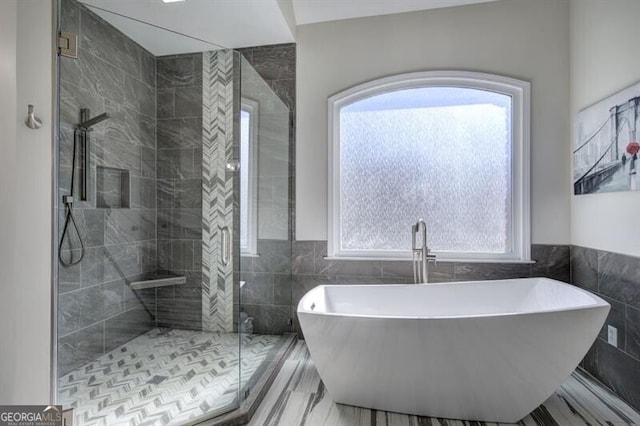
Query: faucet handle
[{"left": 426, "top": 251, "right": 437, "bottom": 267}]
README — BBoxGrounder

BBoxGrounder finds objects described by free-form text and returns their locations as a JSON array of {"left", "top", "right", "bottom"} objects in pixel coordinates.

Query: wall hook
[{"left": 25, "top": 104, "right": 43, "bottom": 129}]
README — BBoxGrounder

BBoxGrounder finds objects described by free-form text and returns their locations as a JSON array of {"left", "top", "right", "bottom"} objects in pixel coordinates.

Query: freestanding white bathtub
[{"left": 297, "top": 278, "right": 609, "bottom": 423}]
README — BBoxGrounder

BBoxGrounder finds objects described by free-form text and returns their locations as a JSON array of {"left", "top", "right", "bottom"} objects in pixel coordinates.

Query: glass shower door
[
  {"left": 237, "top": 52, "right": 293, "bottom": 402},
  {"left": 54, "top": 1, "right": 243, "bottom": 424}
]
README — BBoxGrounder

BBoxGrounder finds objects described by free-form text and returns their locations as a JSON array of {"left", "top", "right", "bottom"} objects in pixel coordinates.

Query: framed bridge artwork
[{"left": 573, "top": 80, "right": 640, "bottom": 195}]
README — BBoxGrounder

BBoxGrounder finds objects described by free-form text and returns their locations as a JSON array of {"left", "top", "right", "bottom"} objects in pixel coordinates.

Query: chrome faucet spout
[{"left": 411, "top": 219, "right": 436, "bottom": 284}]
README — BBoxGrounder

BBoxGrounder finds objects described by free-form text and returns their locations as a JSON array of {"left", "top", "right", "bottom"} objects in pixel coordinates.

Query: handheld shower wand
[{"left": 59, "top": 108, "right": 109, "bottom": 266}]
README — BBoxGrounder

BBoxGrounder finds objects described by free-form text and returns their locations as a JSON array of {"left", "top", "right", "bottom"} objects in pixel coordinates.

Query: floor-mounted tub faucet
[{"left": 412, "top": 219, "right": 436, "bottom": 283}]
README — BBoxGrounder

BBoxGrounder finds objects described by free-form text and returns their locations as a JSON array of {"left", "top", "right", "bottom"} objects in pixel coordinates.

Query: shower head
[{"left": 79, "top": 112, "right": 109, "bottom": 130}]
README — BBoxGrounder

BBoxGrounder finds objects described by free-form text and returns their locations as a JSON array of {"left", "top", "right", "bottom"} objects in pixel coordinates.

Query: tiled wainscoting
[
  {"left": 287, "top": 242, "right": 640, "bottom": 414},
  {"left": 288, "top": 242, "right": 570, "bottom": 335},
  {"left": 571, "top": 245, "right": 640, "bottom": 411},
  {"left": 234, "top": 242, "right": 571, "bottom": 338},
  {"left": 241, "top": 240, "right": 293, "bottom": 336}
]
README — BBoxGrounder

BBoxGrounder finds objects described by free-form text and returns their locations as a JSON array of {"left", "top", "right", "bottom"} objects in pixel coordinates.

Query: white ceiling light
[{"left": 162, "top": 0, "right": 185, "bottom": 3}]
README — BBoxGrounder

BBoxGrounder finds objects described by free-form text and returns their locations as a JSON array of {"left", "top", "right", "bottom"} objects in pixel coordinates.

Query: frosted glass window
[
  {"left": 240, "top": 102, "right": 258, "bottom": 255},
  {"left": 240, "top": 110, "right": 250, "bottom": 250},
  {"left": 328, "top": 72, "right": 530, "bottom": 261}
]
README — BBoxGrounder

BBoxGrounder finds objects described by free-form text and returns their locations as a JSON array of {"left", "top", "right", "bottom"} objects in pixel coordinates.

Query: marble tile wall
[
  {"left": 290, "top": 242, "right": 570, "bottom": 335},
  {"left": 57, "top": 20, "right": 295, "bottom": 373},
  {"left": 240, "top": 240, "right": 293, "bottom": 335},
  {"left": 238, "top": 44, "right": 296, "bottom": 241},
  {"left": 156, "top": 53, "right": 204, "bottom": 330},
  {"left": 239, "top": 55, "right": 289, "bottom": 241},
  {"left": 571, "top": 245, "right": 640, "bottom": 411},
  {"left": 237, "top": 44, "right": 296, "bottom": 335},
  {"left": 58, "top": 0, "right": 158, "bottom": 375}
]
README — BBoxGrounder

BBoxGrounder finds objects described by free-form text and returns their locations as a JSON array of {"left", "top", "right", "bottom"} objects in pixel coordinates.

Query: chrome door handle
[{"left": 221, "top": 226, "right": 231, "bottom": 266}]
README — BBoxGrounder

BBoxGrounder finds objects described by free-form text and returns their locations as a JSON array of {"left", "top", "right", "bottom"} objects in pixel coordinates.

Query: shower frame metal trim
[{"left": 50, "top": 0, "right": 61, "bottom": 404}]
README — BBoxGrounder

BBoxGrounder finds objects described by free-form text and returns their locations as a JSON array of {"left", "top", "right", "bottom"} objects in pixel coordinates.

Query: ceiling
[
  {"left": 79, "top": 0, "right": 498, "bottom": 56},
  {"left": 291, "top": 0, "right": 497, "bottom": 25},
  {"left": 79, "top": 0, "right": 296, "bottom": 55}
]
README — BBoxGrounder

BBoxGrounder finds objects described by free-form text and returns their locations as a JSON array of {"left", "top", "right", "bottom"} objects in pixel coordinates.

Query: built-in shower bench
[{"left": 130, "top": 275, "right": 186, "bottom": 290}]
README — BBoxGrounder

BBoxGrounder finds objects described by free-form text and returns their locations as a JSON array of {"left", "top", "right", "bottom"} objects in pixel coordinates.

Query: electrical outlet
[{"left": 607, "top": 325, "right": 618, "bottom": 347}]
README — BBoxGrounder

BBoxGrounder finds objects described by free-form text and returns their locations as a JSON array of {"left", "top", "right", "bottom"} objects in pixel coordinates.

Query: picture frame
[{"left": 573, "top": 81, "right": 640, "bottom": 195}]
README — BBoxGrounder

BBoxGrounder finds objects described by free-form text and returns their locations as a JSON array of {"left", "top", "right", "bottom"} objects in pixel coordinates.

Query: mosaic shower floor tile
[{"left": 58, "top": 328, "right": 284, "bottom": 426}]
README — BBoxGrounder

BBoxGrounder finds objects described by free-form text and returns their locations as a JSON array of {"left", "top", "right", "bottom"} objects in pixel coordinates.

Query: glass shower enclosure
[{"left": 54, "top": 1, "right": 292, "bottom": 424}]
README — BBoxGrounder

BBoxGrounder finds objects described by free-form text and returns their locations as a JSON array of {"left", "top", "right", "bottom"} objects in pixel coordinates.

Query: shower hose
[{"left": 58, "top": 128, "right": 85, "bottom": 266}]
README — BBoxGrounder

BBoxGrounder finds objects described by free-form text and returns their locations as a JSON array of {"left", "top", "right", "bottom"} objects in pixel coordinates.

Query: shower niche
[{"left": 96, "top": 166, "right": 130, "bottom": 209}]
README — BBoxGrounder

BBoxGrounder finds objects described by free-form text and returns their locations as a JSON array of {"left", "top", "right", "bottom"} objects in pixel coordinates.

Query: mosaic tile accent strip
[
  {"left": 250, "top": 342, "right": 640, "bottom": 426},
  {"left": 202, "top": 50, "right": 235, "bottom": 332},
  {"left": 58, "top": 328, "right": 283, "bottom": 426}
]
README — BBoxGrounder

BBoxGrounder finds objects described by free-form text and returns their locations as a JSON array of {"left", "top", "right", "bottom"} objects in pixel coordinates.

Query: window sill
[
  {"left": 323, "top": 256, "right": 535, "bottom": 264},
  {"left": 241, "top": 253, "right": 260, "bottom": 258}
]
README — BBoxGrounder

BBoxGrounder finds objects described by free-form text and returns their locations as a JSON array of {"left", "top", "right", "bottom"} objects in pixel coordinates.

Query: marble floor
[
  {"left": 58, "top": 328, "right": 285, "bottom": 426},
  {"left": 250, "top": 341, "right": 640, "bottom": 426}
]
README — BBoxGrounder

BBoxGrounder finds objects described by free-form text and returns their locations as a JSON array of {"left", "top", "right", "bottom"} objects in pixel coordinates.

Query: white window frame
[
  {"left": 240, "top": 97, "right": 259, "bottom": 256},
  {"left": 327, "top": 70, "right": 530, "bottom": 262}
]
